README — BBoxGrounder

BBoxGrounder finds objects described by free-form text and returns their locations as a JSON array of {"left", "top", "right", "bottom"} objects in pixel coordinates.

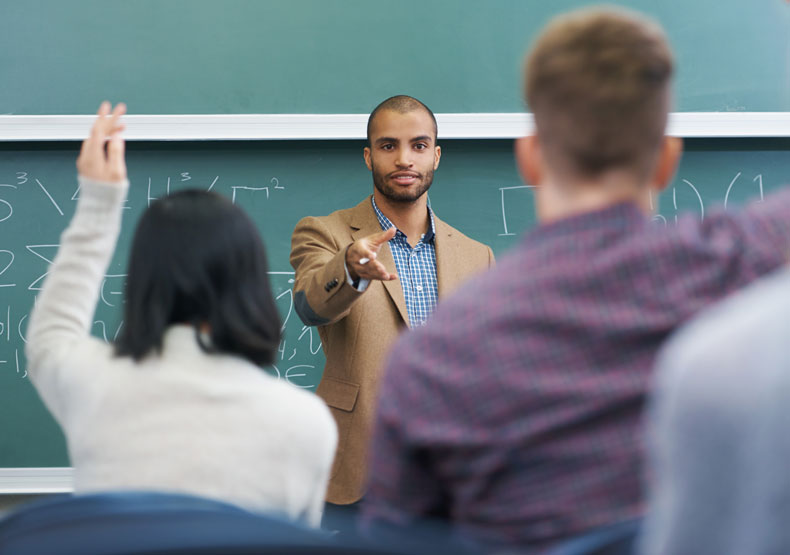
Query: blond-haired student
[{"left": 362, "top": 7, "right": 790, "bottom": 552}]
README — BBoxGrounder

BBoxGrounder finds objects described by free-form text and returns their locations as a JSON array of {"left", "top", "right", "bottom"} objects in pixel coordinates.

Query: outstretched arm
[
  {"left": 26, "top": 102, "right": 129, "bottom": 398},
  {"left": 290, "top": 218, "right": 396, "bottom": 327}
]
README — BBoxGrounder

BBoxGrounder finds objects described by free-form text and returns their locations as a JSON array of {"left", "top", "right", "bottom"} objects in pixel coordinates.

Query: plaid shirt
[
  {"left": 362, "top": 191, "right": 790, "bottom": 552},
  {"left": 371, "top": 196, "right": 438, "bottom": 327}
]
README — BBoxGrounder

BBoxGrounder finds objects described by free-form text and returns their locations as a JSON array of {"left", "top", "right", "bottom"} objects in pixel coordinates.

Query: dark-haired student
[{"left": 25, "top": 102, "right": 337, "bottom": 527}]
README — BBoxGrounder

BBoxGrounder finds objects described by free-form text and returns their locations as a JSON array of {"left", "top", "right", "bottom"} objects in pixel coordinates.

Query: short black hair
[
  {"left": 366, "top": 95, "right": 438, "bottom": 145},
  {"left": 115, "top": 189, "right": 281, "bottom": 366}
]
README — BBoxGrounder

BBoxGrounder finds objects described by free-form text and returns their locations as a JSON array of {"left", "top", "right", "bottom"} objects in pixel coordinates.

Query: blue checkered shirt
[{"left": 371, "top": 196, "right": 438, "bottom": 327}]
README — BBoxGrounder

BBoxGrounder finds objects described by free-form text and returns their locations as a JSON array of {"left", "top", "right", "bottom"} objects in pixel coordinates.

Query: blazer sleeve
[{"left": 290, "top": 215, "right": 366, "bottom": 327}]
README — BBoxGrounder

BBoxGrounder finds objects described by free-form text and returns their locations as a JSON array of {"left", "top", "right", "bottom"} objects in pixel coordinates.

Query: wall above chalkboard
[{"left": 3, "top": 0, "right": 789, "bottom": 116}]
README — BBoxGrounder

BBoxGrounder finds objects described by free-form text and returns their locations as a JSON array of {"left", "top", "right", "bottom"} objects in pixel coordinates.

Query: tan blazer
[{"left": 290, "top": 197, "right": 494, "bottom": 504}]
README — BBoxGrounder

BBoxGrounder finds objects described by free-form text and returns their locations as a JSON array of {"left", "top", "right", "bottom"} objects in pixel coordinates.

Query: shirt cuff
[{"left": 344, "top": 260, "right": 370, "bottom": 292}]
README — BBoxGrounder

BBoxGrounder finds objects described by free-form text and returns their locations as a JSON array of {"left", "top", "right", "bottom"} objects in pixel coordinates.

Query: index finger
[
  {"left": 106, "top": 133, "right": 127, "bottom": 180},
  {"left": 106, "top": 103, "right": 127, "bottom": 134},
  {"left": 80, "top": 102, "right": 111, "bottom": 156},
  {"left": 368, "top": 226, "right": 397, "bottom": 247}
]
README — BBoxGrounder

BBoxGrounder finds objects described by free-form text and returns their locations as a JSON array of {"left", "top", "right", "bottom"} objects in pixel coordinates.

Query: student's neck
[
  {"left": 536, "top": 171, "right": 654, "bottom": 224},
  {"left": 374, "top": 192, "right": 429, "bottom": 248}
]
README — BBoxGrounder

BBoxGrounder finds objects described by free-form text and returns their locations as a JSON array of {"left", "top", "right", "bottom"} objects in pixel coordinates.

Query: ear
[
  {"left": 515, "top": 135, "right": 542, "bottom": 186},
  {"left": 363, "top": 146, "right": 373, "bottom": 171},
  {"left": 651, "top": 136, "right": 683, "bottom": 192},
  {"left": 433, "top": 145, "right": 441, "bottom": 170}
]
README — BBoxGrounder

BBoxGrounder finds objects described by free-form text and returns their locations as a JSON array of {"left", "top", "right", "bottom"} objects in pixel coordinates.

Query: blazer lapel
[
  {"left": 434, "top": 215, "right": 465, "bottom": 298},
  {"left": 349, "top": 198, "right": 409, "bottom": 325}
]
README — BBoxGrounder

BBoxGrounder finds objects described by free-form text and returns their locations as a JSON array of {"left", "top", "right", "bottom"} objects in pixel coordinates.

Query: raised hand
[{"left": 76, "top": 101, "right": 127, "bottom": 183}]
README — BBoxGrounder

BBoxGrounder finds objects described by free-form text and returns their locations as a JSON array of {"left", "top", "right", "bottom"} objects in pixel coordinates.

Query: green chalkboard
[
  {"left": 0, "top": 137, "right": 789, "bottom": 467},
  {"left": 2, "top": 0, "right": 789, "bottom": 115}
]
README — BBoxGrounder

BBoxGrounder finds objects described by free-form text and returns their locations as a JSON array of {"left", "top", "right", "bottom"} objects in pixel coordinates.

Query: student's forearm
[{"left": 26, "top": 176, "right": 127, "bottom": 371}]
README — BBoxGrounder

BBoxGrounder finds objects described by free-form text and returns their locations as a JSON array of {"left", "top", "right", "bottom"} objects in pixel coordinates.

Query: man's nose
[{"left": 395, "top": 147, "right": 413, "bottom": 167}]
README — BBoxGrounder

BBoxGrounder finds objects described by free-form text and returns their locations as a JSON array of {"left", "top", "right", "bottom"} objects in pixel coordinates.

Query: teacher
[{"left": 290, "top": 95, "right": 494, "bottom": 526}]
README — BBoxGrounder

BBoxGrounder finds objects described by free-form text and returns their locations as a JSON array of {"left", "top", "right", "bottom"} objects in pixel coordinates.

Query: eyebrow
[{"left": 374, "top": 135, "right": 434, "bottom": 145}]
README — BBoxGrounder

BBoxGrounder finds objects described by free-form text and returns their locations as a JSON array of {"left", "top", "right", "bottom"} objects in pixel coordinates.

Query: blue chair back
[
  {"left": 546, "top": 518, "right": 641, "bottom": 555},
  {"left": 0, "top": 491, "right": 402, "bottom": 554}
]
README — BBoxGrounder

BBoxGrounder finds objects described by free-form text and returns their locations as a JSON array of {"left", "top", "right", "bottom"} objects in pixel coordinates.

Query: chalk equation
[
  {"left": 0, "top": 170, "right": 322, "bottom": 389},
  {"left": 0, "top": 305, "right": 28, "bottom": 378},
  {"left": 498, "top": 171, "right": 768, "bottom": 236},
  {"left": 3, "top": 140, "right": 786, "bottom": 468},
  {"left": 1, "top": 172, "right": 289, "bottom": 220},
  {"left": 0, "top": 274, "right": 321, "bottom": 386},
  {"left": 0, "top": 162, "right": 784, "bottom": 392}
]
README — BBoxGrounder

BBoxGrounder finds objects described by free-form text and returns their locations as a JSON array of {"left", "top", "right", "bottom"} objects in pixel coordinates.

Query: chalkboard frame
[{"left": 2, "top": 112, "right": 790, "bottom": 141}]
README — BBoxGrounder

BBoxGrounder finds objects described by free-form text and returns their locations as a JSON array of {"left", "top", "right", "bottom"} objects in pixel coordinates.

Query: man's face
[{"left": 364, "top": 109, "right": 441, "bottom": 204}]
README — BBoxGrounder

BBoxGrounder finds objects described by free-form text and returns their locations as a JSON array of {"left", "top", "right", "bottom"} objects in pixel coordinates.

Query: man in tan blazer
[{"left": 290, "top": 95, "right": 494, "bottom": 523}]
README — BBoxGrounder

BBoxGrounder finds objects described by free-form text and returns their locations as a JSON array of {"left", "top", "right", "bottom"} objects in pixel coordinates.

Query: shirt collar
[
  {"left": 525, "top": 201, "right": 646, "bottom": 245},
  {"left": 370, "top": 195, "right": 436, "bottom": 243}
]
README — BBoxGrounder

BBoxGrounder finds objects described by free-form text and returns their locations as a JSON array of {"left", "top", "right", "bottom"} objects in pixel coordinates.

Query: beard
[{"left": 371, "top": 161, "right": 434, "bottom": 203}]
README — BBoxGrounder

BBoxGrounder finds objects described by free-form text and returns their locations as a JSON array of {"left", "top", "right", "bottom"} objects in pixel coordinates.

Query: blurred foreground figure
[
  {"left": 641, "top": 266, "right": 790, "bottom": 555},
  {"left": 362, "top": 7, "right": 790, "bottom": 553}
]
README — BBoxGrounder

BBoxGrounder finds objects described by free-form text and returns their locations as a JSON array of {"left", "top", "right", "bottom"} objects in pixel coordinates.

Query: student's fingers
[
  {"left": 90, "top": 102, "right": 112, "bottom": 141},
  {"left": 107, "top": 133, "right": 127, "bottom": 181},
  {"left": 78, "top": 136, "right": 91, "bottom": 162},
  {"left": 94, "top": 101, "right": 111, "bottom": 126},
  {"left": 109, "top": 122, "right": 126, "bottom": 135},
  {"left": 91, "top": 102, "right": 124, "bottom": 144},
  {"left": 78, "top": 102, "right": 127, "bottom": 181},
  {"left": 77, "top": 127, "right": 102, "bottom": 176},
  {"left": 110, "top": 102, "right": 126, "bottom": 120},
  {"left": 106, "top": 103, "right": 126, "bottom": 135},
  {"left": 81, "top": 102, "right": 114, "bottom": 160},
  {"left": 80, "top": 103, "right": 109, "bottom": 158},
  {"left": 94, "top": 103, "right": 125, "bottom": 146}
]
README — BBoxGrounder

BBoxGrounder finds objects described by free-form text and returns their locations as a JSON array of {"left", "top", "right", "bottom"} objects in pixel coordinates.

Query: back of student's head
[
  {"left": 115, "top": 190, "right": 281, "bottom": 366},
  {"left": 525, "top": 7, "right": 674, "bottom": 181}
]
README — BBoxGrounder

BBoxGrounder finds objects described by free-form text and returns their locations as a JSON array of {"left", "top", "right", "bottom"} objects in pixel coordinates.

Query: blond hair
[{"left": 525, "top": 7, "right": 673, "bottom": 180}]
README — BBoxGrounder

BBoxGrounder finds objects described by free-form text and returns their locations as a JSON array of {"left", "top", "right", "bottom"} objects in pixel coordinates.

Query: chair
[
  {"left": 546, "top": 518, "right": 641, "bottom": 555},
  {"left": 0, "top": 491, "right": 404, "bottom": 554}
]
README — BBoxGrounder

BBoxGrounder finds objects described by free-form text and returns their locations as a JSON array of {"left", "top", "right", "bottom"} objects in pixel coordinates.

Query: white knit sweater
[{"left": 26, "top": 177, "right": 337, "bottom": 527}]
